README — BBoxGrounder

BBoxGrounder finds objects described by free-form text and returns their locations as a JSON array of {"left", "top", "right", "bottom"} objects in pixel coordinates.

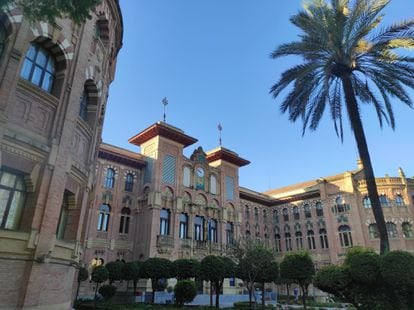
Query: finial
[
  {"left": 162, "top": 97, "right": 168, "bottom": 122},
  {"left": 218, "top": 123, "right": 222, "bottom": 146}
]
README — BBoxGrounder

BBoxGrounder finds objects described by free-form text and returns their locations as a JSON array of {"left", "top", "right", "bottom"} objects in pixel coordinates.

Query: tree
[
  {"left": 122, "top": 261, "right": 142, "bottom": 293},
  {"left": 91, "top": 265, "right": 109, "bottom": 300},
  {"left": 0, "top": 0, "right": 100, "bottom": 24},
  {"left": 74, "top": 266, "right": 89, "bottom": 303},
  {"left": 270, "top": 0, "right": 414, "bottom": 254},
  {"left": 174, "top": 280, "right": 197, "bottom": 307},
  {"left": 141, "top": 257, "right": 173, "bottom": 304},
  {"left": 314, "top": 248, "right": 414, "bottom": 309},
  {"left": 172, "top": 258, "right": 200, "bottom": 280},
  {"left": 280, "top": 252, "right": 315, "bottom": 310},
  {"left": 198, "top": 255, "right": 236, "bottom": 309},
  {"left": 236, "top": 244, "right": 278, "bottom": 308},
  {"left": 105, "top": 260, "right": 124, "bottom": 284}
]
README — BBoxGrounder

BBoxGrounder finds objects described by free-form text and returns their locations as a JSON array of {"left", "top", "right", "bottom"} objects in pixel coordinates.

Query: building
[
  {"left": 82, "top": 121, "right": 414, "bottom": 294},
  {"left": 0, "top": 1, "right": 123, "bottom": 309}
]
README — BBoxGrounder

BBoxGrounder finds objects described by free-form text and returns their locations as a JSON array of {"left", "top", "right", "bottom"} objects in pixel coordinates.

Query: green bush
[
  {"left": 98, "top": 284, "right": 117, "bottom": 300},
  {"left": 174, "top": 280, "right": 197, "bottom": 307}
]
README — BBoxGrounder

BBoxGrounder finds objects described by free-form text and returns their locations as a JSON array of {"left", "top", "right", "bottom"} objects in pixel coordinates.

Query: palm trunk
[{"left": 341, "top": 74, "right": 389, "bottom": 254}]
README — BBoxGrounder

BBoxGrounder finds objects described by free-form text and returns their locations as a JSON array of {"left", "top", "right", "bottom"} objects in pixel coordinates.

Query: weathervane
[
  {"left": 218, "top": 123, "right": 222, "bottom": 146},
  {"left": 162, "top": 97, "right": 168, "bottom": 122}
]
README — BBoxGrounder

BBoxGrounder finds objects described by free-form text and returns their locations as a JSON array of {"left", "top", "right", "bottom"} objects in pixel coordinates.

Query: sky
[{"left": 103, "top": 0, "right": 414, "bottom": 193}]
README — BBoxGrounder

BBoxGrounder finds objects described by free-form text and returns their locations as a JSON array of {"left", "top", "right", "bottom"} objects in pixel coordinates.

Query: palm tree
[{"left": 270, "top": 0, "right": 414, "bottom": 254}]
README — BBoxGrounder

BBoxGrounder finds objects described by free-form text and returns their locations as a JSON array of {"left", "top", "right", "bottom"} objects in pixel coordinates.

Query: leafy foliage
[
  {"left": 174, "top": 280, "right": 197, "bottom": 307},
  {"left": 91, "top": 265, "right": 109, "bottom": 300},
  {"left": 106, "top": 261, "right": 124, "bottom": 284},
  {"left": 0, "top": 0, "right": 101, "bottom": 24},
  {"left": 280, "top": 251, "right": 314, "bottom": 310},
  {"left": 122, "top": 261, "right": 141, "bottom": 292},
  {"left": 98, "top": 284, "right": 117, "bottom": 300},
  {"left": 91, "top": 265, "right": 109, "bottom": 284},
  {"left": 141, "top": 258, "right": 173, "bottom": 303},
  {"left": 198, "top": 255, "right": 236, "bottom": 308},
  {"left": 314, "top": 249, "right": 414, "bottom": 309},
  {"left": 236, "top": 243, "right": 278, "bottom": 307},
  {"left": 172, "top": 258, "right": 200, "bottom": 280},
  {"left": 77, "top": 266, "right": 89, "bottom": 283}
]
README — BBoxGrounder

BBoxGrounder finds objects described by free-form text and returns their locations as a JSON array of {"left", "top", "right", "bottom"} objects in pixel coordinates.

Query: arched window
[
  {"left": 79, "top": 90, "right": 89, "bottom": 121},
  {"left": 21, "top": 43, "right": 56, "bottom": 92},
  {"left": 0, "top": 169, "right": 26, "bottom": 230},
  {"left": 159, "top": 209, "right": 170, "bottom": 235},
  {"left": 285, "top": 232, "right": 292, "bottom": 251},
  {"left": 97, "top": 204, "right": 111, "bottom": 231},
  {"left": 283, "top": 208, "right": 289, "bottom": 221},
  {"left": 386, "top": 222, "right": 398, "bottom": 238},
  {"left": 293, "top": 206, "right": 300, "bottom": 220},
  {"left": 315, "top": 202, "right": 324, "bottom": 216},
  {"left": 368, "top": 223, "right": 379, "bottom": 239},
  {"left": 183, "top": 166, "right": 191, "bottom": 187},
  {"left": 402, "top": 222, "right": 413, "bottom": 238},
  {"left": 319, "top": 228, "right": 329, "bottom": 249},
  {"left": 395, "top": 194, "right": 404, "bottom": 207},
  {"left": 210, "top": 174, "right": 217, "bottom": 194},
  {"left": 379, "top": 194, "right": 389, "bottom": 207},
  {"left": 0, "top": 23, "right": 6, "bottom": 59},
  {"left": 304, "top": 204, "right": 312, "bottom": 218},
  {"left": 362, "top": 196, "right": 371, "bottom": 208},
  {"left": 263, "top": 209, "right": 267, "bottom": 222},
  {"left": 119, "top": 207, "right": 131, "bottom": 234},
  {"left": 295, "top": 231, "right": 303, "bottom": 250},
  {"left": 338, "top": 225, "right": 353, "bottom": 247},
  {"left": 254, "top": 207, "right": 259, "bottom": 221},
  {"left": 124, "top": 173, "right": 134, "bottom": 192},
  {"left": 274, "top": 234, "right": 282, "bottom": 252},
  {"left": 273, "top": 209, "right": 279, "bottom": 224},
  {"left": 226, "top": 222, "right": 234, "bottom": 245},
  {"left": 307, "top": 230, "right": 316, "bottom": 250},
  {"left": 104, "top": 168, "right": 115, "bottom": 188},
  {"left": 245, "top": 205, "right": 250, "bottom": 220}
]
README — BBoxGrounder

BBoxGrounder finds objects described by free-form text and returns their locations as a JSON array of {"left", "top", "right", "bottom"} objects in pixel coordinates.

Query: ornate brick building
[
  {"left": 83, "top": 121, "right": 414, "bottom": 294},
  {"left": 0, "top": 1, "right": 122, "bottom": 309}
]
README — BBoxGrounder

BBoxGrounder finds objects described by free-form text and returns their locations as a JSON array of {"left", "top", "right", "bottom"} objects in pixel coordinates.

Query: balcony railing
[
  {"left": 156, "top": 235, "right": 174, "bottom": 247},
  {"left": 180, "top": 238, "right": 192, "bottom": 248}
]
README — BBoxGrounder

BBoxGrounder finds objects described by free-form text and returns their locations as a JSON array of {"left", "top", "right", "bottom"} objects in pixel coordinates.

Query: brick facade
[{"left": 0, "top": 1, "right": 122, "bottom": 309}]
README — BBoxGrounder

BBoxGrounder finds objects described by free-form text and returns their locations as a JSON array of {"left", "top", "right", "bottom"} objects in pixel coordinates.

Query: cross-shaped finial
[
  {"left": 162, "top": 97, "right": 168, "bottom": 122},
  {"left": 218, "top": 123, "right": 222, "bottom": 146}
]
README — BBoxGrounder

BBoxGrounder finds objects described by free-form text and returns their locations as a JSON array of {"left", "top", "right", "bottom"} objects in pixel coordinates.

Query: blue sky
[{"left": 104, "top": 0, "right": 414, "bottom": 192}]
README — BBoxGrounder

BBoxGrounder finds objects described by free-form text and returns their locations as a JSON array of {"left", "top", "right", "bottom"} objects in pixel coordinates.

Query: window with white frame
[
  {"left": 97, "top": 204, "right": 111, "bottom": 232},
  {"left": 159, "top": 209, "right": 170, "bottom": 235}
]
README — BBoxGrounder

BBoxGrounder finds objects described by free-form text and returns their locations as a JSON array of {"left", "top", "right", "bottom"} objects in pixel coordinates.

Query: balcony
[
  {"left": 194, "top": 240, "right": 207, "bottom": 250},
  {"left": 156, "top": 235, "right": 174, "bottom": 248},
  {"left": 180, "top": 238, "right": 192, "bottom": 248}
]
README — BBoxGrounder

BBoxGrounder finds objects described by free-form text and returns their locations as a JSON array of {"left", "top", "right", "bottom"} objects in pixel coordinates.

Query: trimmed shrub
[
  {"left": 98, "top": 284, "right": 117, "bottom": 300},
  {"left": 174, "top": 280, "right": 197, "bottom": 307}
]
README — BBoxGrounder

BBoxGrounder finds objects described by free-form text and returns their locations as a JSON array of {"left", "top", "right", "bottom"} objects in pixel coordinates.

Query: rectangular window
[
  {"left": 56, "top": 192, "right": 71, "bottom": 240},
  {"left": 229, "top": 277, "right": 235, "bottom": 287},
  {"left": 194, "top": 216, "right": 204, "bottom": 241},
  {"left": 225, "top": 176, "right": 234, "bottom": 200},
  {"left": 226, "top": 222, "right": 234, "bottom": 245},
  {"left": 208, "top": 219, "right": 218, "bottom": 243},
  {"left": 0, "top": 169, "right": 26, "bottom": 230},
  {"left": 179, "top": 213, "right": 188, "bottom": 239},
  {"left": 160, "top": 209, "right": 170, "bottom": 235}
]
